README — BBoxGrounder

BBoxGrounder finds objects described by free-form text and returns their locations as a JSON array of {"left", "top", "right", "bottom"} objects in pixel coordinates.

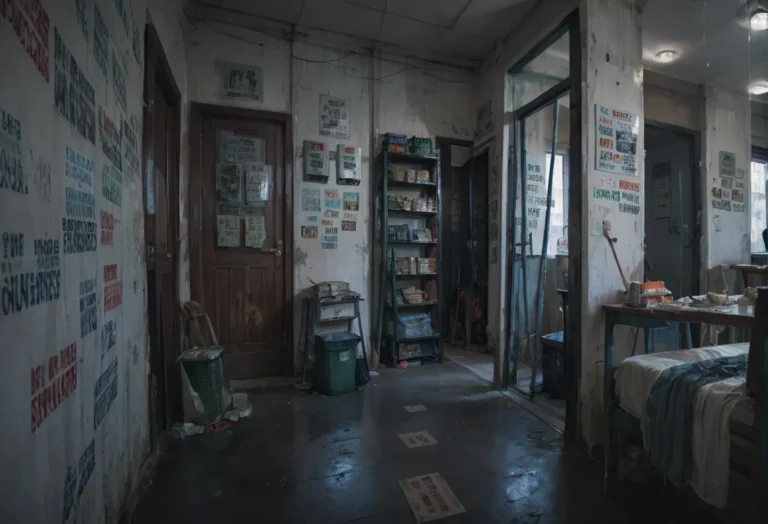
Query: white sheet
[{"left": 613, "top": 343, "right": 750, "bottom": 508}]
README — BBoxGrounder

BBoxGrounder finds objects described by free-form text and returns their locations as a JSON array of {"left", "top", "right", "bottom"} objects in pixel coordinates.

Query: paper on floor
[
  {"left": 399, "top": 472, "right": 465, "bottom": 522},
  {"left": 405, "top": 404, "right": 427, "bottom": 412},
  {"left": 398, "top": 430, "right": 437, "bottom": 448}
]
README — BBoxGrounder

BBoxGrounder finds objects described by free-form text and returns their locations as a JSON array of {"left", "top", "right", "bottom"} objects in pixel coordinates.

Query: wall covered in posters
[
  {"left": 186, "top": 21, "right": 475, "bottom": 367},
  {"left": 0, "top": 1, "right": 189, "bottom": 523}
]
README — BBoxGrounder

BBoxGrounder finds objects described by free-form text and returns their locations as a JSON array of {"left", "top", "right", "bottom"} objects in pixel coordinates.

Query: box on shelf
[
  {"left": 387, "top": 312, "right": 434, "bottom": 339},
  {"left": 388, "top": 224, "right": 410, "bottom": 242},
  {"left": 418, "top": 258, "right": 437, "bottom": 274},
  {"left": 384, "top": 133, "right": 408, "bottom": 154}
]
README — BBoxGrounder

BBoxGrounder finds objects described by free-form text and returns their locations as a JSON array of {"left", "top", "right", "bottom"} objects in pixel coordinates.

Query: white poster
[
  {"left": 595, "top": 105, "right": 638, "bottom": 176},
  {"left": 245, "top": 215, "right": 266, "bottom": 248},
  {"left": 319, "top": 94, "right": 350, "bottom": 139},
  {"left": 245, "top": 165, "right": 270, "bottom": 206},
  {"left": 399, "top": 473, "right": 466, "bottom": 522},
  {"left": 217, "top": 215, "right": 240, "bottom": 247},
  {"left": 217, "top": 60, "right": 264, "bottom": 101},
  {"left": 216, "top": 163, "right": 242, "bottom": 203}
]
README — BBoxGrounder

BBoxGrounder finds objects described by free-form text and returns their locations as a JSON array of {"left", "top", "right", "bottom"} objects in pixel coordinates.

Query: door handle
[{"left": 261, "top": 247, "right": 282, "bottom": 257}]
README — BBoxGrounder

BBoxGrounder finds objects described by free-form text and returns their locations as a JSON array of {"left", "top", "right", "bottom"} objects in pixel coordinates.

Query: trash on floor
[
  {"left": 404, "top": 404, "right": 427, "bottom": 412},
  {"left": 398, "top": 430, "right": 437, "bottom": 448},
  {"left": 399, "top": 472, "right": 466, "bottom": 522}
]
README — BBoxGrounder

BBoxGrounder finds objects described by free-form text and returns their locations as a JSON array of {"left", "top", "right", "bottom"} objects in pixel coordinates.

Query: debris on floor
[
  {"left": 171, "top": 393, "right": 251, "bottom": 438},
  {"left": 398, "top": 430, "right": 438, "bottom": 448},
  {"left": 399, "top": 472, "right": 466, "bottom": 522},
  {"left": 404, "top": 404, "right": 428, "bottom": 412}
]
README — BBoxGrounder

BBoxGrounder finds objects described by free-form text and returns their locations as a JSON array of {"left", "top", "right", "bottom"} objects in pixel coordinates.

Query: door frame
[
  {"left": 142, "top": 20, "right": 182, "bottom": 440},
  {"left": 188, "top": 103, "right": 294, "bottom": 376},
  {"left": 645, "top": 121, "right": 701, "bottom": 295},
  {"left": 504, "top": 8, "right": 582, "bottom": 441}
]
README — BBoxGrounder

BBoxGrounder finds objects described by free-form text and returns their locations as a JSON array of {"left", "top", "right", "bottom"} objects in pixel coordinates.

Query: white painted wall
[
  {"left": 579, "top": 0, "right": 645, "bottom": 449},
  {"left": 186, "top": 20, "right": 474, "bottom": 366},
  {"left": 0, "top": 0, "right": 187, "bottom": 522},
  {"left": 701, "top": 87, "right": 751, "bottom": 295}
]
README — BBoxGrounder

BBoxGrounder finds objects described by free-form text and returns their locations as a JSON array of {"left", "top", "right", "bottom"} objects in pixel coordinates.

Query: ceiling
[
  {"left": 194, "top": 0, "right": 538, "bottom": 62},
  {"left": 642, "top": 0, "right": 768, "bottom": 99}
]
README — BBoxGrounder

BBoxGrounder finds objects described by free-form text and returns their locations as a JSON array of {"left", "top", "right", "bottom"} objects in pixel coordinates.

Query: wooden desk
[{"left": 731, "top": 264, "right": 768, "bottom": 288}]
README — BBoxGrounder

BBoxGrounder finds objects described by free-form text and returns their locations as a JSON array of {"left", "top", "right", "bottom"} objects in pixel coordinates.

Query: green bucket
[
  {"left": 179, "top": 347, "right": 231, "bottom": 425},
  {"left": 314, "top": 332, "right": 360, "bottom": 395}
]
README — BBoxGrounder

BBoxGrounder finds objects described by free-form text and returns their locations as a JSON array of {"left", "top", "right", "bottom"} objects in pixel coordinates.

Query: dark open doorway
[{"left": 143, "top": 21, "right": 182, "bottom": 448}]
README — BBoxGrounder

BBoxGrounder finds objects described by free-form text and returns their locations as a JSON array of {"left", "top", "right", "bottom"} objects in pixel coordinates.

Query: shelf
[
  {"left": 317, "top": 316, "right": 357, "bottom": 323},
  {"left": 387, "top": 209, "right": 437, "bottom": 217},
  {"left": 388, "top": 300, "right": 438, "bottom": 309},
  {"left": 386, "top": 151, "right": 439, "bottom": 163},
  {"left": 389, "top": 272, "right": 438, "bottom": 278},
  {"left": 389, "top": 240, "right": 437, "bottom": 245},
  {"left": 384, "top": 333, "right": 440, "bottom": 343},
  {"left": 387, "top": 180, "right": 437, "bottom": 189}
]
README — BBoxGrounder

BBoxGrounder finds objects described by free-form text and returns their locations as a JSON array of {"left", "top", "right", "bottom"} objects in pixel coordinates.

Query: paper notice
[
  {"left": 399, "top": 473, "right": 466, "bottom": 522},
  {"left": 245, "top": 165, "right": 270, "bottom": 206},
  {"left": 217, "top": 215, "right": 240, "bottom": 247},
  {"left": 245, "top": 214, "right": 266, "bottom": 248}
]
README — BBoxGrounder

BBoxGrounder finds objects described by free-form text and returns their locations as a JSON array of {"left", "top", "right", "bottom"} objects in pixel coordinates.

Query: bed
[{"left": 602, "top": 289, "right": 768, "bottom": 524}]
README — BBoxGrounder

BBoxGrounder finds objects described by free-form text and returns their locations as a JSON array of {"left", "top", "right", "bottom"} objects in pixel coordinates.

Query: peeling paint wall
[
  {"left": 701, "top": 87, "right": 750, "bottom": 296},
  {"left": 186, "top": 21, "right": 474, "bottom": 367},
  {"left": 580, "top": 0, "right": 645, "bottom": 448},
  {"left": 0, "top": 0, "right": 187, "bottom": 523}
]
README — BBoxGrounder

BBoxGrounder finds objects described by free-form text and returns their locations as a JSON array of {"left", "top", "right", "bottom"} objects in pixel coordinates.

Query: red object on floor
[
  {"left": 398, "top": 361, "right": 408, "bottom": 369},
  {"left": 206, "top": 420, "right": 233, "bottom": 433}
]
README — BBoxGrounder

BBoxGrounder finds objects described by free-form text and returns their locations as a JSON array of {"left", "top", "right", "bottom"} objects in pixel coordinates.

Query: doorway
[
  {"left": 505, "top": 11, "right": 581, "bottom": 437},
  {"left": 644, "top": 124, "right": 700, "bottom": 301},
  {"left": 143, "top": 22, "right": 182, "bottom": 444},
  {"left": 189, "top": 104, "right": 293, "bottom": 380}
]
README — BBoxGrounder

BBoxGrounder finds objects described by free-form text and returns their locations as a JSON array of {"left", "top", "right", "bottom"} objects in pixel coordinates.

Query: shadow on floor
[{"left": 130, "top": 361, "right": 719, "bottom": 524}]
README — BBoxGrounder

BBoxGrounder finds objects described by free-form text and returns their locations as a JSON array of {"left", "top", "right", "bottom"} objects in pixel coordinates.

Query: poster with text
[
  {"left": 343, "top": 192, "right": 359, "bottom": 211},
  {"left": 301, "top": 188, "right": 321, "bottom": 212},
  {"left": 245, "top": 215, "right": 266, "bottom": 248},
  {"left": 595, "top": 105, "right": 638, "bottom": 176},
  {"left": 245, "top": 165, "right": 270, "bottom": 206},
  {"left": 319, "top": 94, "right": 350, "bottom": 139},
  {"left": 216, "top": 163, "right": 242, "bottom": 203},
  {"left": 217, "top": 60, "right": 264, "bottom": 101},
  {"left": 217, "top": 215, "right": 240, "bottom": 247}
]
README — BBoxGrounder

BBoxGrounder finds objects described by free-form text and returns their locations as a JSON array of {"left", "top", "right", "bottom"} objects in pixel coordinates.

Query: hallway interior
[{"left": 130, "top": 361, "right": 717, "bottom": 524}]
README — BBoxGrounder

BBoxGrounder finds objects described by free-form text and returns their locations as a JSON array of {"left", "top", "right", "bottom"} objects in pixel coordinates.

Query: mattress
[{"left": 613, "top": 342, "right": 753, "bottom": 508}]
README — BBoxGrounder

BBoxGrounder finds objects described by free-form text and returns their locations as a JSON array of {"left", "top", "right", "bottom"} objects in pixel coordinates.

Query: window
[
  {"left": 545, "top": 153, "right": 568, "bottom": 255},
  {"left": 752, "top": 157, "right": 768, "bottom": 252}
]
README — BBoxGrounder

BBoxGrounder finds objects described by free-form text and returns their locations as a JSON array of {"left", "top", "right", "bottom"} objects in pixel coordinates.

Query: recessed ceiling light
[
  {"left": 751, "top": 10, "right": 768, "bottom": 31},
  {"left": 654, "top": 50, "right": 678, "bottom": 63},
  {"left": 750, "top": 83, "right": 768, "bottom": 95}
]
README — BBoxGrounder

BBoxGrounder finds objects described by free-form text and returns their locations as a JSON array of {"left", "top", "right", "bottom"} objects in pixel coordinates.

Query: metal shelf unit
[{"left": 375, "top": 149, "right": 442, "bottom": 366}]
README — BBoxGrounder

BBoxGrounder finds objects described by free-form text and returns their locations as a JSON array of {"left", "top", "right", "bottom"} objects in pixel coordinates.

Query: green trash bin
[
  {"left": 179, "top": 347, "right": 232, "bottom": 425},
  {"left": 314, "top": 331, "right": 360, "bottom": 395}
]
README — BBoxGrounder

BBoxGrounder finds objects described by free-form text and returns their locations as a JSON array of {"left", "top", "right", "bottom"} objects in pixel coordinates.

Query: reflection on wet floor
[{"left": 131, "top": 360, "right": 719, "bottom": 524}]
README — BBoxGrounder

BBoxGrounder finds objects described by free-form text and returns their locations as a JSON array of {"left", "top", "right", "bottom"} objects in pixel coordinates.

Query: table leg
[
  {"left": 684, "top": 322, "right": 692, "bottom": 349},
  {"left": 604, "top": 313, "right": 618, "bottom": 493},
  {"left": 644, "top": 328, "right": 652, "bottom": 354}
]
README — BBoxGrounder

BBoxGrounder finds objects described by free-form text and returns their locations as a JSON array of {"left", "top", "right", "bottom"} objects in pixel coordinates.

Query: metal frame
[
  {"left": 375, "top": 150, "right": 443, "bottom": 366},
  {"left": 504, "top": 8, "right": 581, "bottom": 439}
]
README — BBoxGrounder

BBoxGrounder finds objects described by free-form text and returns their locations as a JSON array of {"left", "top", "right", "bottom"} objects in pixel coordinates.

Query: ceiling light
[
  {"left": 750, "top": 83, "right": 768, "bottom": 95},
  {"left": 654, "top": 50, "right": 677, "bottom": 63},
  {"left": 751, "top": 10, "right": 768, "bottom": 31}
]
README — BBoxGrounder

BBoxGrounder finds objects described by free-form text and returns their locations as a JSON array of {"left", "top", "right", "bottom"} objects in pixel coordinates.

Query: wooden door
[
  {"left": 143, "top": 23, "right": 181, "bottom": 439},
  {"left": 192, "top": 106, "right": 292, "bottom": 379}
]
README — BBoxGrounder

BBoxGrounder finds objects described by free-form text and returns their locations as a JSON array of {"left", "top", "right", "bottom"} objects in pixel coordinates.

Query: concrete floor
[{"left": 131, "top": 361, "right": 719, "bottom": 524}]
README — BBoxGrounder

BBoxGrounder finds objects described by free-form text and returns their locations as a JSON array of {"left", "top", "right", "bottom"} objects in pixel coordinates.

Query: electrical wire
[{"left": 291, "top": 51, "right": 356, "bottom": 64}]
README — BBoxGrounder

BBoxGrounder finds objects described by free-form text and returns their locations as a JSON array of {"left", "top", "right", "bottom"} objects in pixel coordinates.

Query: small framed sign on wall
[{"left": 216, "top": 60, "right": 264, "bottom": 101}]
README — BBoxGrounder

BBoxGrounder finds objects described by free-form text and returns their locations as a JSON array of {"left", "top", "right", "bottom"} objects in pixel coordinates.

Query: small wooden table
[{"left": 731, "top": 264, "right": 768, "bottom": 288}]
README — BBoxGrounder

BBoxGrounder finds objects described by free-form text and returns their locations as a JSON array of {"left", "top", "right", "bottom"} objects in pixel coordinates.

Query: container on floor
[
  {"left": 314, "top": 331, "right": 360, "bottom": 395},
  {"left": 179, "top": 347, "right": 232, "bottom": 425}
]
